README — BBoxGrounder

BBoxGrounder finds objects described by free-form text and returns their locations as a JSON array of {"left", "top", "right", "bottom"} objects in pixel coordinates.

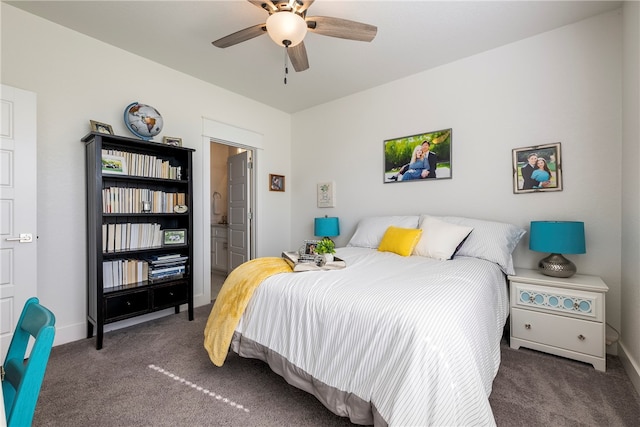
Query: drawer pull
[
  {"left": 578, "top": 334, "right": 585, "bottom": 341},
  {"left": 126, "top": 301, "right": 131, "bottom": 307},
  {"left": 525, "top": 323, "right": 531, "bottom": 329},
  {"left": 169, "top": 292, "right": 174, "bottom": 297}
]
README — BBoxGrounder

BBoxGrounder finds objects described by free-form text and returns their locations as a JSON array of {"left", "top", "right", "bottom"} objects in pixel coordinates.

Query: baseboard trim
[
  {"left": 619, "top": 340, "right": 640, "bottom": 396},
  {"left": 51, "top": 301, "right": 210, "bottom": 348}
]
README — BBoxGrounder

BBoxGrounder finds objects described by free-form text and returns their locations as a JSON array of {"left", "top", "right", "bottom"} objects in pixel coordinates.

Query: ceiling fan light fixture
[{"left": 266, "top": 11, "right": 307, "bottom": 47}]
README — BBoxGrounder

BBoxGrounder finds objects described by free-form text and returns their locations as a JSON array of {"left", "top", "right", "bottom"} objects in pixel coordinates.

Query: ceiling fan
[{"left": 212, "top": 0, "right": 377, "bottom": 73}]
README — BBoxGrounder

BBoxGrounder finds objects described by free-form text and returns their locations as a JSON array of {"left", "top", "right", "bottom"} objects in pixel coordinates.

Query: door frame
[{"left": 196, "top": 118, "right": 261, "bottom": 306}]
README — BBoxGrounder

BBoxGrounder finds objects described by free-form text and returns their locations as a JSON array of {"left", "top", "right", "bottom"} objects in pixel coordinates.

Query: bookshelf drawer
[
  {"left": 153, "top": 282, "right": 188, "bottom": 309},
  {"left": 105, "top": 291, "right": 149, "bottom": 320}
]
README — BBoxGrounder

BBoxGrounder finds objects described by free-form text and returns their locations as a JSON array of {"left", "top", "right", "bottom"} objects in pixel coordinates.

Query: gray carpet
[{"left": 32, "top": 304, "right": 640, "bottom": 426}]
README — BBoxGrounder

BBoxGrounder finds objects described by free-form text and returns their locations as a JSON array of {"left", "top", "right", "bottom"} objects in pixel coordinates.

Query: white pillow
[
  {"left": 413, "top": 216, "right": 473, "bottom": 260},
  {"left": 347, "top": 216, "right": 420, "bottom": 249},
  {"left": 428, "top": 215, "right": 526, "bottom": 275}
]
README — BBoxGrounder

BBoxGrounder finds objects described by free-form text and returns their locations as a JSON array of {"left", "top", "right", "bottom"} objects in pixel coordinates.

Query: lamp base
[{"left": 538, "top": 253, "right": 577, "bottom": 278}]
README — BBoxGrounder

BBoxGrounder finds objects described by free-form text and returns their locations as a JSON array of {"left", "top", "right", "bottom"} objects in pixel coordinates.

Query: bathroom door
[{"left": 227, "top": 150, "right": 251, "bottom": 271}]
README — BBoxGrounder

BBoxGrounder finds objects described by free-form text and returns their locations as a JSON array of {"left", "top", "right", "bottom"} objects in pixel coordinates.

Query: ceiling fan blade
[
  {"left": 212, "top": 24, "right": 267, "bottom": 48},
  {"left": 307, "top": 16, "right": 377, "bottom": 42},
  {"left": 294, "top": 0, "right": 315, "bottom": 14},
  {"left": 288, "top": 41, "right": 309, "bottom": 72},
  {"left": 248, "top": 0, "right": 277, "bottom": 13}
]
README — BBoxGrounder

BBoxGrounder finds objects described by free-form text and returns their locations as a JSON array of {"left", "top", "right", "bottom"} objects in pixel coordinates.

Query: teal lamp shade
[
  {"left": 529, "top": 221, "right": 585, "bottom": 278},
  {"left": 314, "top": 217, "right": 340, "bottom": 238}
]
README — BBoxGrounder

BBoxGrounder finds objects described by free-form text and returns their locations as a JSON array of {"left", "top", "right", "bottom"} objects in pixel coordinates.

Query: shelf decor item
[
  {"left": 124, "top": 102, "right": 164, "bottom": 141},
  {"left": 101, "top": 154, "right": 127, "bottom": 175},
  {"left": 163, "top": 229, "right": 187, "bottom": 246},
  {"left": 90, "top": 120, "right": 113, "bottom": 135},
  {"left": 529, "top": 221, "right": 585, "bottom": 278},
  {"left": 163, "top": 136, "right": 182, "bottom": 147}
]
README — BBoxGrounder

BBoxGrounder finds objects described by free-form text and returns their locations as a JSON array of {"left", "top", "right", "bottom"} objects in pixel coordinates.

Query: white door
[
  {"left": 227, "top": 151, "right": 251, "bottom": 271},
  {"left": 0, "top": 85, "right": 38, "bottom": 362}
]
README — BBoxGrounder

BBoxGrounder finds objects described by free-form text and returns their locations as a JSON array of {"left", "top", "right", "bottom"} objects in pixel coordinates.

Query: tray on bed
[{"left": 281, "top": 251, "right": 346, "bottom": 272}]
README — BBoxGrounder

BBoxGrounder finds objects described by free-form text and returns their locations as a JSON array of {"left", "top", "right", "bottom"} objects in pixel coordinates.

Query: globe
[{"left": 124, "top": 102, "right": 163, "bottom": 140}]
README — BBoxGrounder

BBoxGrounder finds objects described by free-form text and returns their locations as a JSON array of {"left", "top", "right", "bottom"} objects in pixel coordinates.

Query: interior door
[
  {"left": 0, "top": 84, "right": 38, "bottom": 362},
  {"left": 227, "top": 150, "right": 251, "bottom": 271}
]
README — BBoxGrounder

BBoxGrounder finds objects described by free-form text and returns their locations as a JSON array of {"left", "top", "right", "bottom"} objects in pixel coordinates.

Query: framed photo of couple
[
  {"left": 383, "top": 128, "right": 452, "bottom": 183},
  {"left": 512, "top": 142, "right": 563, "bottom": 194}
]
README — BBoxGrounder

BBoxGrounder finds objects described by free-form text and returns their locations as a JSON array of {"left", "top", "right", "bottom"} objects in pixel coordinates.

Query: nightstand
[{"left": 508, "top": 268, "right": 609, "bottom": 371}]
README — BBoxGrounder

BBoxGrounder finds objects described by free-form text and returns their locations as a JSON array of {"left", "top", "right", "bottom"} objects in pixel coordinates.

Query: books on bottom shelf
[
  {"left": 102, "top": 254, "right": 189, "bottom": 288},
  {"left": 102, "top": 259, "right": 149, "bottom": 289},
  {"left": 281, "top": 251, "right": 346, "bottom": 272}
]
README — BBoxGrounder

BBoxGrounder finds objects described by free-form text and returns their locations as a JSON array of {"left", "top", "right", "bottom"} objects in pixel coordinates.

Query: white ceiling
[{"left": 6, "top": 0, "right": 622, "bottom": 113}]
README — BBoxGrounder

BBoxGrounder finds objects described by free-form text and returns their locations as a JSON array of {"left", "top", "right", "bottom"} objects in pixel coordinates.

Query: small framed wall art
[
  {"left": 90, "top": 120, "right": 113, "bottom": 135},
  {"left": 512, "top": 142, "right": 563, "bottom": 194},
  {"left": 317, "top": 182, "right": 336, "bottom": 208},
  {"left": 270, "top": 174, "right": 285, "bottom": 192},
  {"left": 384, "top": 128, "right": 452, "bottom": 183}
]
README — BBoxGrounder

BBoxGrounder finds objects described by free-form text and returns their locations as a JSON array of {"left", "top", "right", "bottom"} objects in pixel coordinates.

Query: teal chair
[{"left": 2, "top": 297, "right": 56, "bottom": 427}]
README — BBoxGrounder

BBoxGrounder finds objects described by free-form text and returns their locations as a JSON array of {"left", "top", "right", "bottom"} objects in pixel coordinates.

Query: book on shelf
[
  {"left": 102, "top": 222, "right": 163, "bottom": 253},
  {"left": 281, "top": 251, "right": 346, "bottom": 272},
  {"left": 103, "top": 259, "right": 150, "bottom": 288},
  {"left": 102, "top": 149, "right": 183, "bottom": 180},
  {"left": 102, "top": 187, "right": 187, "bottom": 214}
]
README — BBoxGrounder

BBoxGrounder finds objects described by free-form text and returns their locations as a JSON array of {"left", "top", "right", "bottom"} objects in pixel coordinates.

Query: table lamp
[
  {"left": 529, "top": 221, "right": 585, "bottom": 278},
  {"left": 314, "top": 216, "right": 340, "bottom": 241}
]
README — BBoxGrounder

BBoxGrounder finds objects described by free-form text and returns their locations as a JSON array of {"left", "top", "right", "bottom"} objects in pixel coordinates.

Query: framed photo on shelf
[
  {"left": 383, "top": 128, "right": 452, "bottom": 183},
  {"left": 162, "top": 136, "right": 182, "bottom": 147},
  {"left": 512, "top": 142, "right": 563, "bottom": 194},
  {"left": 101, "top": 154, "right": 127, "bottom": 175},
  {"left": 163, "top": 229, "right": 187, "bottom": 246},
  {"left": 90, "top": 120, "right": 114, "bottom": 135},
  {"left": 270, "top": 174, "right": 285, "bottom": 192}
]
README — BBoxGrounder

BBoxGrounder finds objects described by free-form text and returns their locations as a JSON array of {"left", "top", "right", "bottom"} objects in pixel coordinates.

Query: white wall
[
  {"left": 621, "top": 1, "right": 640, "bottom": 393},
  {"left": 1, "top": 4, "right": 292, "bottom": 345},
  {"left": 292, "top": 11, "right": 623, "bottom": 349}
]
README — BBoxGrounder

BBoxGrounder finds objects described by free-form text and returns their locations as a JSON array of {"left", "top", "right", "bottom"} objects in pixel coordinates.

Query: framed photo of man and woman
[
  {"left": 384, "top": 128, "right": 452, "bottom": 183},
  {"left": 513, "top": 143, "right": 563, "bottom": 194}
]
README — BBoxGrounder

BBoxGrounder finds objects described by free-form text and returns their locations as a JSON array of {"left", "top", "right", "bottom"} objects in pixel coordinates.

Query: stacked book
[{"left": 147, "top": 253, "right": 189, "bottom": 282}]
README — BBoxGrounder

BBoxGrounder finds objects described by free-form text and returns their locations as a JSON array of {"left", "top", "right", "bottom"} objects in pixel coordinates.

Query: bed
[{"left": 205, "top": 214, "right": 526, "bottom": 426}]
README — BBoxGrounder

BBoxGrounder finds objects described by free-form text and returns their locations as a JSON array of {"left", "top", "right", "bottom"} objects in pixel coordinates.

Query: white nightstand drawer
[
  {"left": 511, "top": 281, "right": 603, "bottom": 322},
  {"left": 511, "top": 307, "right": 604, "bottom": 357}
]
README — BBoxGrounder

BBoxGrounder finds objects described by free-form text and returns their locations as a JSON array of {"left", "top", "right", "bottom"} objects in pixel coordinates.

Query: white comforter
[{"left": 235, "top": 247, "right": 508, "bottom": 426}]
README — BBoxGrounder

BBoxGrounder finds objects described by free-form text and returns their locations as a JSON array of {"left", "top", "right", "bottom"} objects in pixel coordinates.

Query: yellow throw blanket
[{"left": 204, "top": 257, "right": 292, "bottom": 366}]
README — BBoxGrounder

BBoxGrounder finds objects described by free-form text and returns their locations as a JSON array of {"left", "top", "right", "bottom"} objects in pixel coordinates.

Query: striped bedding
[{"left": 232, "top": 246, "right": 509, "bottom": 426}]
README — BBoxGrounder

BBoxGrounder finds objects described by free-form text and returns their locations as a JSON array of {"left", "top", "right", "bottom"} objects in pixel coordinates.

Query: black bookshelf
[{"left": 82, "top": 132, "right": 194, "bottom": 349}]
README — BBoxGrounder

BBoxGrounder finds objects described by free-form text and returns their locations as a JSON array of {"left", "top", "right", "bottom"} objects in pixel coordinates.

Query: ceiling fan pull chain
[{"left": 284, "top": 47, "right": 289, "bottom": 85}]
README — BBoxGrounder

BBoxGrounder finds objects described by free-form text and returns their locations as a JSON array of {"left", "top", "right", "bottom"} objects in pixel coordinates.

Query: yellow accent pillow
[{"left": 377, "top": 226, "right": 423, "bottom": 256}]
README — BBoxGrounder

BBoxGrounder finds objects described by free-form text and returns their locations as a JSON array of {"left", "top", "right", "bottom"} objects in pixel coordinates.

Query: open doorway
[{"left": 209, "top": 140, "right": 255, "bottom": 299}]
